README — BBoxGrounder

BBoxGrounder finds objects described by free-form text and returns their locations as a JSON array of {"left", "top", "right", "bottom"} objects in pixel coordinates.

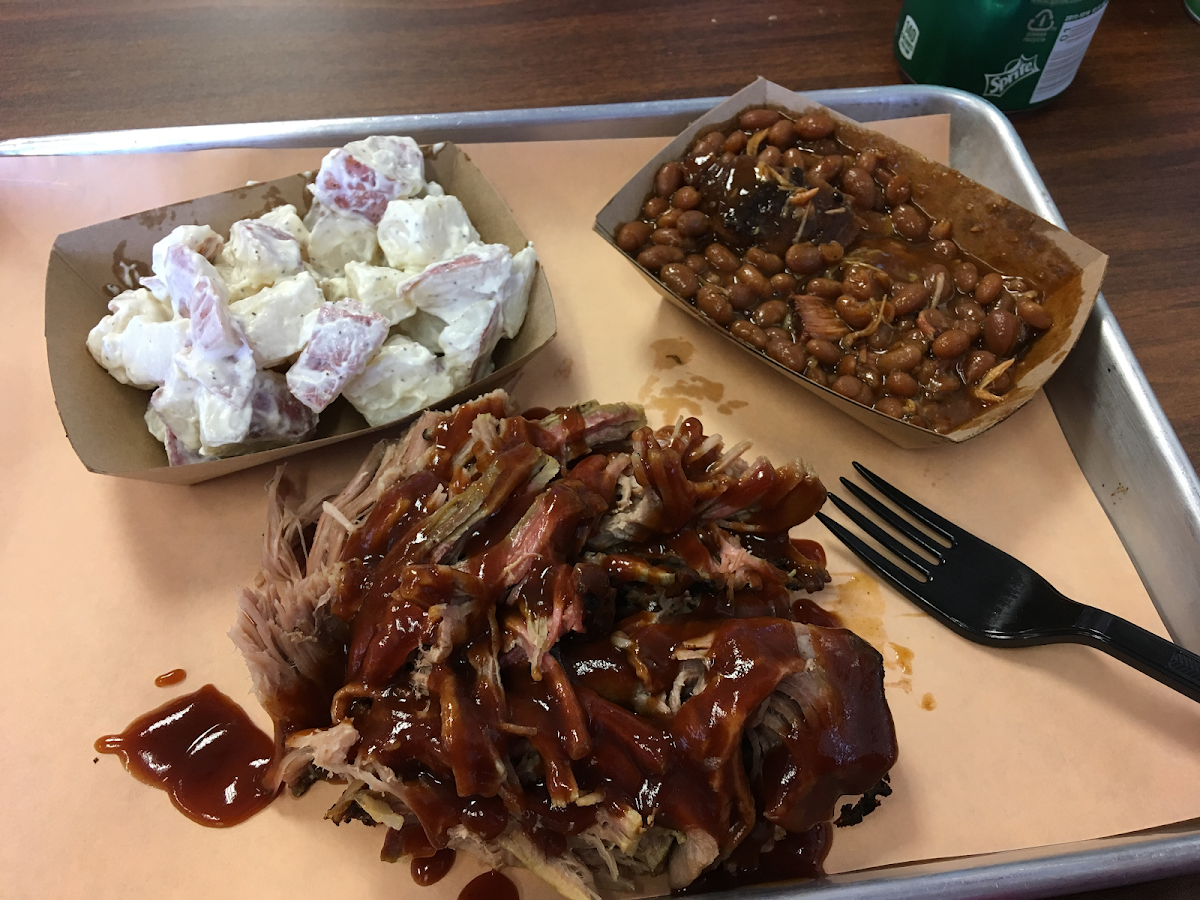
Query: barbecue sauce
[
  {"left": 459, "top": 871, "right": 519, "bottom": 900},
  {"left": 676, "top": 822, "right": 832, "bottom": 893},
  {"left": 154, "top": 668, "right": 187, "bottom": 687},
  {"left": 412, "top": 848, "right": 457, "bottom": 886},
  {"left": 381, "top": 824, "right": 459, "bottom": 886},
  {"left": 263, "top": 404, "right": 892, "bottom": 890},
  {"left": 95, "top": 684, "right": 277, "bottom": 826}
]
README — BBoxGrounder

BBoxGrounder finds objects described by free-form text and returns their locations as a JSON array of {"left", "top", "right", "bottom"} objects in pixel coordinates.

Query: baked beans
[{"left": 616, "top": 106, "right": 1055, "bottom": 434}]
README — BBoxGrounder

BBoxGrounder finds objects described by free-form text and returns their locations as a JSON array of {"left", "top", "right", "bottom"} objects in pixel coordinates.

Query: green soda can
[{"left": 894, "top": 0, "right": 1109, "bottom": 112}]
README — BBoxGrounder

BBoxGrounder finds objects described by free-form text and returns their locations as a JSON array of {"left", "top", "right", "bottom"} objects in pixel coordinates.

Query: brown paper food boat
[
  {"left": 45, "top": 142, "right": 557, "bottom": 485},
  {"left": 595, "top": 78, "right": 1107, "bottom": 448}
]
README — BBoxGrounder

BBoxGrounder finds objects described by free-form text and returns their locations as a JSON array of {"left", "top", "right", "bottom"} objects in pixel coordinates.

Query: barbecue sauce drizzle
[
  {"left": 320, "top": 402, "right": 893, "bottom": 889},
  {"left": 412, "top": 848, "right": 457, "bottom": 886},
  {"left": 311, "top": 402, "right": 895, "bottom": 887},
  {"left": 459, "top": 871, "right": 519, "bottom": 900},
  {"left": 115, "top": 400, "right": 891, "bottom": 891},
  {"left": 95, "top": 684, "right": 277, "bottom": 827}
]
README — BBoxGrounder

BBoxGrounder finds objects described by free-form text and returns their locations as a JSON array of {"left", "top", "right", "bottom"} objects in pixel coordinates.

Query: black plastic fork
[{"left": 817, "top": 461, "right": 1200, "bottom": 704}]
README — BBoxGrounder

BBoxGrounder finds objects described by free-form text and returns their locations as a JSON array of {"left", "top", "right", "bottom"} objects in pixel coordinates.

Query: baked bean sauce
[
  {"left": 95, "top": 683, "right": 278, "bottom": 827},
  {"left": 616, "top": 107, "right": 1053, "bottom": 434}
]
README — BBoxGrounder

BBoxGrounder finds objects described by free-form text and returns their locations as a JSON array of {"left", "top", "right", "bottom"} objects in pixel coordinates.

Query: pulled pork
[{"left": 231, "top": 390, "right": 896, "bottom": 899}]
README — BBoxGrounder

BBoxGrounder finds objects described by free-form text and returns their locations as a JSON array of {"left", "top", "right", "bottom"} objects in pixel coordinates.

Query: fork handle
[{"left": 1074, "top": 607, "right": 1200, "bottom": 703}]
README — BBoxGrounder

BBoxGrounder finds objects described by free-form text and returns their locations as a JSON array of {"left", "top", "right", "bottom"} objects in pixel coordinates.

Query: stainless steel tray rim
[
  {"left": 866, "top": 830, "right": 1200, "bottom": 898},
  {"left": 718, "top": 828, "right": 1200, "bottom": 899},
  {"left": 7, "top": 83, "right": 1199, "bottom": 897}
]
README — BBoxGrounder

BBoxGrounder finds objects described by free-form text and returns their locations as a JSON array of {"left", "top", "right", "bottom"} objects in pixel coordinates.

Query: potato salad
[{"left": 87, "top": 136, "right": 537, "bottom": 465}]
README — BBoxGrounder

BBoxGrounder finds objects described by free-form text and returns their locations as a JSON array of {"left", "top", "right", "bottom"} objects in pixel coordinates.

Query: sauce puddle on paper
[
  {"left": 154, "top": 668, "right": 187, "bottom": 687},
  {"left": 412, "top": 849, "right": 457, "bottom": 886},
  {"left": 459, "top": 870, "right": 519, "bottom": 900},
  {"left": 95, "top": 683, "right": 277, "bottom": 826}
]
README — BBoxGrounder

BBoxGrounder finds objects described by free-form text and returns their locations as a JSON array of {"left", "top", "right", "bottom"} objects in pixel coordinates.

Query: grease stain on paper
[
  {"left": 109, "top": 239, "right": 151, "bottom": 294},
  {"left": 824, "top": 572, "right": 916, "bottom": 694},
  {"left": 825, "top": 572, "right": 887, "bottom": 649},
  {"left": 639, "top": 373, "right": 730, "bottom": 425},
  {"left": 889, "top": 643, "right": 914, "bottom": 678},
  {"left": 651, "top": 337, "right": 695, "bottom": 369},
  {"left": 921, "top": 692, "right": 937, "bottom": 711},
  {"left": 254, "top": 185, "right": 288, "bottom": 216},
  {"left": 885, "top": 642, "right": 914, "bottom": 694},
  {"left": 134, "top": 207, "right": 169, "bottom": 229},
  {"left": 640, "top": 338, "right": 747, "bottom": 424}
]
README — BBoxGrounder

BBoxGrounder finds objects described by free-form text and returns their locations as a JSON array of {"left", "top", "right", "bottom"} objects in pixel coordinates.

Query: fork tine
[
  {"left": 816, "top": 511, "right": 927, "bottom": 595},
  {"left": 839, "top": 478, "right": 946, "bottom": 559},
  {"left": 852, "top": 461, "right": 958, "bottom": 542},
  {"left": 826, "top": 491, "right": 934, "bottom": 576}
]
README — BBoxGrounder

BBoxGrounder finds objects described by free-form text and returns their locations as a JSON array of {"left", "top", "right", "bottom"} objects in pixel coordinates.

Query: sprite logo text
[
  {"left": 982, "top": 55, "right": 1041, "bottom": 98},
  {"left": 897, "top": 15, "right": 919, "bottom": 60}
]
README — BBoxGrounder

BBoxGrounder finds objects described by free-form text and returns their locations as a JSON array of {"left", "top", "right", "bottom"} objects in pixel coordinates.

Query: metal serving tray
[{"left": 7, "top": 85, "right": 1199, "bottom": 898}]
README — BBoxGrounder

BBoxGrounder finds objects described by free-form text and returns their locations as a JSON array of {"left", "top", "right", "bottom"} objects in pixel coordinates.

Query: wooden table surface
[{"left": 4, "top": 1, "right": 1200, "bottom": 897}]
